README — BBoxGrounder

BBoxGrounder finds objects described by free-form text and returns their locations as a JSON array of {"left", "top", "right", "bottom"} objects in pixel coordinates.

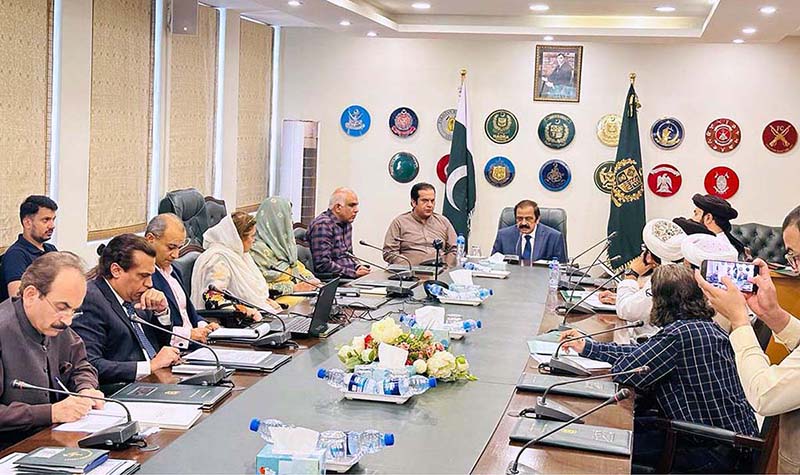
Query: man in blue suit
[
  {"left": 73, "top": 235, "right": 181, "bottom": 385},
  {"left": 491, "top": 200, "right": 567, "bottom": 262},
  {"left": 145, "top": 214, "right": 218, "bottom": 349}
]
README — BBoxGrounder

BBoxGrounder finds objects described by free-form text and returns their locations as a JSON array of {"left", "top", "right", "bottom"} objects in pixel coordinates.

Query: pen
[{"left": 54, "top": 377, "right": 69, "bottom": 392}]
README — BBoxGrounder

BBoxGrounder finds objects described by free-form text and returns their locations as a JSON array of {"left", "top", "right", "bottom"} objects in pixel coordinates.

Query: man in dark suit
[
  {"left": 145, "top": 214, "right": 218, "bottom": 349},
  {"left": 72, "top": 234, "right": 181, "bottom": 385},
  {"left": 491, "top": 200, "right": 567, "bottom": 263}
]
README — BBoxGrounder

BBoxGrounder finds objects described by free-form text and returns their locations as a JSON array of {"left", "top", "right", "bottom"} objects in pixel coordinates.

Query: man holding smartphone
[{"left": 695, "top": 205, "right": 800, "bottom": 473}]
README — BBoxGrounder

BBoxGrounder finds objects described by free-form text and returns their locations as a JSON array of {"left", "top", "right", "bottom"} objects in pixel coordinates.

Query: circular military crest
[
  {"left": 484, "top": 109, "right": 519, "bottom": 144},
  {"left": 647, "top": 164, "right": 682, "bottom": 198},
  {"left": 704, "top": 166, "right": 739, "bottom": 199},
  {"left": 339, "top": 105, "right": 371, "bottom": 137},
  {"left": 597, "top": 114, "right": 622, "bottom": 147},
  {"left": 593, "top": 161, "right": 616, "bottom": 194},
  {"left": 705, "top": 118, "right": 741, "bottom": 153},
  {"left": 388, "top": 152, "right": 419, "bottom": 183},
  {"left": 762, "top": 120, "right": 797, "bottom": 154},
  {"left": 539, "top": 159, "right": 571, "bottom": 191},
  {"left": 538, "top": 113, "right": 575, "bottom": 149},
  {"left": 651, "top": 117, "right": 684, "bottom": 150},
  {"left": 436, "top": 154, "right": 450, "bottom": 183},
  {"left": 484, "top": 156, "right": 515, "bottom": 188},
  {"left": 389, "top": 107, "right": 419, "bottom": 138},
  {"left": 437, "top": 109, "right": 456, "bottom": 141}
]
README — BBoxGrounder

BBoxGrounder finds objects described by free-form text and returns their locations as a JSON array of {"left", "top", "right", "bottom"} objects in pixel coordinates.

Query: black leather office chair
[
  {"left": 204, "top": 196, "right": 227, "bottom": 230},
  {"left": 293, "top": 224, "right": 314, "bottom": 272},
  {"left": 158, "top": 188, "right": 209, "bottom": 247},
  {"left": 730, "top": 223, "right": 787, "bottom": 265},
  {"left": 497, "top": 206, "right": 568, "bottom": 256},
  {"left": 172, "top": 250, "right": 201, "bottom": 298},
  {"left": 0, "top": 253, "right": 7, "bottom": 302}
]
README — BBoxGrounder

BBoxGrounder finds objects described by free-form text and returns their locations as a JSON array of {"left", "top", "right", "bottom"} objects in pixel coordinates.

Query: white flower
[
  {"left": 361, "top": 348, "right": 375, "bottom": 362},
  {"left": 427, "top": 351, "right": 456, "bottom": 379},
  {"left": 456, "top": 357, "right": 470, "bottom": 373},
  {"left": 352, "top": 335, "right": 366, "bottom": 352},
  {"left": 412, "top": 359, "right": 428, "bottom": 374},
  {"left": 337, "top": 345, "right": 354, "bottom": 360},
  {"left": 370, "top": 318, "right": 403, "bottom": 344}
]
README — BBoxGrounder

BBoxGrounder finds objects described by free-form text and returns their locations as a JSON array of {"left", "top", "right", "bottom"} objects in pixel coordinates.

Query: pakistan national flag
[
  {"left": 444, "top": 78, "right": 476, "bottom": 240},
  {"left": 607, "top": 82, "right": 646, "bottom": 268}
]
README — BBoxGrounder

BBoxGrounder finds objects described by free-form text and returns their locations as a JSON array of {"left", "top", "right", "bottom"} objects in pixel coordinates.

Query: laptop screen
[{"left": 309, "top": 278, "right": 340, "bottom": 335}]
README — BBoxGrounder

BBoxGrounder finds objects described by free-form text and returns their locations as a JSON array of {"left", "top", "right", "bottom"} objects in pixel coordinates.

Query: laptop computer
[{"left": 281, "top": 278, "right": 342, "bottom": 338}]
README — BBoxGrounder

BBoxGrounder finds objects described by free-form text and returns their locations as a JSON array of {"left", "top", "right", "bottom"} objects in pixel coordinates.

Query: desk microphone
[
  {"left": 357, "top": 241, "right": 414, "bottom": 298},
  {"left": 532, "top": 366, "right": 648, "bottom": 422},
  {"left": 128, "top": 314, "right": 227, "bottom": 386},
  {"left": 207, "top": 285, "right": 293, "bottom": 348},
  {"left": 557, "top": 268, "right": 626, "bottom": 319},
  {"left": 12, "top": 379, "right": 140, "bottom": 449},
  {"left": 267, "top": 265, "right": 323, "bottom": 288},
  {"left": 506, "top": 389, "right": 631, "bottom": 474},
  {"left": 344, "top": 252, "right": 414, "bottom": 282},
  {"left": 544, "top": 320, "right": 645, "bottom": 377},
  {"left": 359, "top": 240, "right": 415, "bottom": 278},
  {"left": 560, "top": 255, "right": 621, "bottom": 291}
]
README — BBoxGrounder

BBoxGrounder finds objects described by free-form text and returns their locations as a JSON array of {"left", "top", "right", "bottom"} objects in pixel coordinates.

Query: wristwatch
[{"left": 625, "top": 269, "right": 640, "bottom": 279}]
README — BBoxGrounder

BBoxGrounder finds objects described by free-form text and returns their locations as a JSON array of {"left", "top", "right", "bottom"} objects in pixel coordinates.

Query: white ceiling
[{"left": 203, "top": 0, "right": 800, "bottom": 43}]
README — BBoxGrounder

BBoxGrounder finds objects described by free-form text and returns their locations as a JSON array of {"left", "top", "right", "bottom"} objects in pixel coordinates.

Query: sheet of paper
[
  {"left": 53, "top": 411, "right": 125, "bottom": 432},
  {"left": 531, "top": 353, "right": 612, "bottom": 370},
  {"left": 56, "top": 402, "right": 203, "bottom": 432},
  {"left": 562, "top": 290, "right": 616, "bottom": 311},
  {"left": 186, "top": 348, "right": 271, "bottom": 365}
]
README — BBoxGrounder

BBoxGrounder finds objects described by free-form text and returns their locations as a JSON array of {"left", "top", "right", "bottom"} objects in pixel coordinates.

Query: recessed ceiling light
[
  {"left": 742, "top": 27, "right": 757, "bottom": 34},
  {"left": 411, "top": 2, "right": 431, "bottom": 9},
  {"left": 366, "top": 31, "right": 377, "bottom": 37},
  {"left": 339, "top": 20, "right": 351, "bottom": 26},
  {"left": 733, "top": 38, "right": 745, "bottom": 44},
  {"left": 287, "top": 0, "right": 301, "bottom": 6},
  {"left": 543, "top": 35, "right": 554, "bottom": 41},
  {"left": 760, "top": 6, "right": 776, "bottom": 14},
  {"left": 655, "top": 6, "right": 676, "bottom": 13},
  {"left": 529, "top": 4, "right": 550, "bottom": 12}
]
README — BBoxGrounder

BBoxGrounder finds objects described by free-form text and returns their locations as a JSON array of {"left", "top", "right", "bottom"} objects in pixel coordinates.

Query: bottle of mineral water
[
  {"left": 546, "top": 258, "right": 560, "bottom": 313},
  {"left": 456, "top": 235, "right": 466, "bottom": 266},
  {"left": 316, "top": 368, "right": 436, "bottom": 396},
  {"left": 346, "top": 430, "right": 395, "bottom": 455},
  {"left": 249, "top": 418, "right": 293, "bottom": 443}
]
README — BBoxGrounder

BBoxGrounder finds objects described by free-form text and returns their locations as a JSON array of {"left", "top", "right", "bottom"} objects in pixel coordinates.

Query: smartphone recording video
[{"left": 701, "top": 259, "right": 759, "bottom": 293}]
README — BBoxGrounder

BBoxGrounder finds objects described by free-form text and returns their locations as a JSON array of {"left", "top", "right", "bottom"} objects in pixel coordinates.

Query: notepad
[
  {"left": 530, "top": 353, "right": 612, "bottom": 370},
  {"left": 208, "top": 322, "right": 272, "bottom": 340},
  {"left": 55, "top": 402, "right": 203, "bottom": 431}
]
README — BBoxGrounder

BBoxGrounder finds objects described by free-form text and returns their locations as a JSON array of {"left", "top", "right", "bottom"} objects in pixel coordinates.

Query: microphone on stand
[
  {"left": 12, "top": 379, "right": 140, "bottom": 449},
  {"left": 566, "top": 231, "right": 618, "bottom": 272},
  {"left": 556, "top": 269, "right": 626, "bottom": 320},
  {"left": 344, "top": 252, "right": 410, "bottom": 279},
  {"left": 532, "top": 366, "right": 648, "bottom": 422},
  {"left": 207, "top": 285, "right": 293, "bottom": 348},
  {"left": 560, "top": 255, "right": 622, "bottom": 291},
  {"left": 544, "top": 320, "right": 645, "bottom": 377},
  {"left": 128, "top": 314, "right": 228, "bottom": 386},
  {"left": 269, "top": 263, "right": 359, "bottom": 298},
  {"left": 358, "top": 241, "right": 413, "bottom": 298},
  {"left": 506, "top": 389, "right": 632, "bottom": 474},
  {"left": 359, "top": 240, "right": 416, "bottom": 280},
  {"left": 267, "top": 265, "right": 322, "bottom": 288}
]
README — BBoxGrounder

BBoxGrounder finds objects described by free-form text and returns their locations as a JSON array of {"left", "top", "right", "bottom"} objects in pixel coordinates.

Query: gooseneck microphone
[
  {"left": 533, "top": 366, "right": 648, "bottom": 422},
  {"left": 207, "top": 285, "right": 293, "bottom": 348},
  {"left": 344, "top": 252, "right": 413, "bottom": 281},
  {"left": 359, "top": 240, "right": 415, "bottom": 277},
  {"left": 12, "top": 379, "right": 140, "bottom": 449},
  {"left": 506, "top": 389, "right": 632, "bottom": 474},
  {"left": 557, "top": 269, "right": 626, "bottom": 321},
  {"left": 357, "top": 241, "right": 414, "bottom": 298},
  {"left": 544, "top": 320, "right": 645, "bottom": 377},
  {"left": 128, "top": 314, "right": 227, "bottom": 386},
  {"left": 567, "top": 231, "right": 618, "bottom": 270},
  {"left": 267, "top": 265, "right": 322, "bottom": 288}
]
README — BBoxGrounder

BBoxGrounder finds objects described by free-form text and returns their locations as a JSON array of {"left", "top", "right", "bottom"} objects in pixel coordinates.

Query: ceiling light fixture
[
  {"left": 411, "top": 2, "right": 431, "bottom": 9},
  {"left": 742, "top": 27, "right": 757, "bottom": 34},
  {"left": 655, "top": 6, "right": 676, "bottom": 12},
  {"left": 287, "top": 0, "right": 302, "bottom": 6},
  {"left": 529, "top": 4, "right": 550, "bottom": 12},
  {"left": 543, "top": 35, "right": 554, "bottom": 41},
  {"left": 733, "top": 38, "right": 745, "bottom": 44},
  {"left": 339, "top": 20, "right": 351, "bottom": 26},
  {"left": 367, "top": 31, "right": 377, "bottom": 37},
  {"left": 759, "top": 6, "right": 777, "bottom": 14}
]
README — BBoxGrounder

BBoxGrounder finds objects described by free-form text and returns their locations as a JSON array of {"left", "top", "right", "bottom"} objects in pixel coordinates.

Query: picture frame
[{"left": 533, "top": 44, "right": 583, "bottom": 103}]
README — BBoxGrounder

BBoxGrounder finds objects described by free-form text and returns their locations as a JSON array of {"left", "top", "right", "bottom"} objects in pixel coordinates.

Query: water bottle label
[
  {"left": 382, "top": 379, "right": 402, "bottom": 396},
  {"left": 347, "top": 376, "right": 368, "bottom": 393}
]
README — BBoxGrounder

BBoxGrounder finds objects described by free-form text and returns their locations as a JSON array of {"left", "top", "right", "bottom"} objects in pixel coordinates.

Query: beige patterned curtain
[
  {"left": 87, "top": 0, "right": 154, "bottom": 240},
  {"left": 236, "top": 19, "right": 273, "bottom": 212},
  {"left": 166, "top": 5, "right": 218, "bottom": 195},
  {"left": 0, "top": 0, "right": 51, "bottom": 250}
]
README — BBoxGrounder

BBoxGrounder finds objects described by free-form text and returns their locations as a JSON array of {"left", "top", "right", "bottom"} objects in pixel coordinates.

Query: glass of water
[{"left": 469, "top": 244, "right": 481, "bottom": 258}]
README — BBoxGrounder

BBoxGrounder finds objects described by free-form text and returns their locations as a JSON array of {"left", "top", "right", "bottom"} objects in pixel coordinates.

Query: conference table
[{"left": 1, "top": 264, "right": 633, "bottom": 473}]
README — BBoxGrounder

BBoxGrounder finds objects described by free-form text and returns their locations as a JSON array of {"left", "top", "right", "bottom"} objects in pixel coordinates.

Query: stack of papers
[
  {"left": 0, "top": 452, "right": 139, "bottom": 475},
  {"left": 54, "top": 402, "right": 203, "bottom": 432},
  {"left": 208, "top": 322, "right": 272, "bottom": 340},
  {"left": 184, "top": 348, "right": 273, "bottom": 370},
  {"left": 560, "top": 290, "right": 616, "bottom": 312},
  {"left": 527, "top": 339, "right": 612, "bottom": 370}
]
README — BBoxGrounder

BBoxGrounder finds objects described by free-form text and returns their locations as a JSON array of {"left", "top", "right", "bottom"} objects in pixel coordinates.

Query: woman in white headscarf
[{"left": 191, "top": 212, "right": 281, "bottom": 314}]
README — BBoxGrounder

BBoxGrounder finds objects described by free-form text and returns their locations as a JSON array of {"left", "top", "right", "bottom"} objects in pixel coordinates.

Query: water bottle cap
[
  {"left": 476, "top": 320, "right": 482, "bottom": 328},
  {"left": 383, "top": 433, "right": 395, "bottom": 446},
  {"left": 249, "top": 418, "right": 260, "bottom": 432},
  {"left": 317, "top": 368, "right": 327, "bottom": 379},
  {"left": 428, "top": 377, "right": 438, "bottom": 388}
]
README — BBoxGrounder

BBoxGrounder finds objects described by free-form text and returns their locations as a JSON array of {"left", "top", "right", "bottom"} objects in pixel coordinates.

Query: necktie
[
  {"left": 123, "top": 302, "right": 157, "bottom": 359},
  {"left": 522, "top": 235, "right": 532, "bottom": 260}
]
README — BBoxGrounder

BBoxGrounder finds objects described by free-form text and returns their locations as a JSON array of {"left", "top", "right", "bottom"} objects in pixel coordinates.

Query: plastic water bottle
[
  {"left": 249, "top": 418, "right": 293, "bottom": 443},
  {"left": 317, "top": 368, "right": 436, "bottom": 396},
  {"left": 456, "top": 235, "right": 466, "bottom": 266},
  {"left": 546, "top": 257, "right": 560, "bottom": 313},
  {"left": 444, "top": 319, "right": 482, "bottom": 333},
  {"left": 347, "top": 430, "right": 395, "bottom": 455},
  {"left": 427, "top": 283, "right": 448, "bottom": 297}
]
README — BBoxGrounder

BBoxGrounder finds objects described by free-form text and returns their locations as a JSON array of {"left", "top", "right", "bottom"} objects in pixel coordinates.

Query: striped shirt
[
  {"left": 308, "top": 209, "right": 359, "bottom": 278},
  {"left": 582, "top": 319, "right": 758, "bottom": 436}
]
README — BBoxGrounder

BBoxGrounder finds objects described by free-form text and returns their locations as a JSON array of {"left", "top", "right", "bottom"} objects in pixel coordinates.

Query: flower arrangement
[{"left": 337, "top": 318, "right": 476, "bottom": 381}]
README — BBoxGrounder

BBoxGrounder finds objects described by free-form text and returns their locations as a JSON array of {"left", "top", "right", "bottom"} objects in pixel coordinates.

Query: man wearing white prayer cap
[
  {"left": 614, "top": 219, "right": 687, "bottom": 342},
  {"left": 681, "top": 234, "right": 738, "bottom": 270}
]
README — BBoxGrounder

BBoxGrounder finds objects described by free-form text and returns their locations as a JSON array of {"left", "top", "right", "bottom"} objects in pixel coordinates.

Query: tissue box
[{"left": 256, "top": 444, "right": 326, "bottom": 475}]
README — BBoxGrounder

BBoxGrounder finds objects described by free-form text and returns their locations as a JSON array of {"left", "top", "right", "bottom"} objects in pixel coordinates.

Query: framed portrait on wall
[{"left": 533, "top": 45, "right": 583, "bottom": 103}]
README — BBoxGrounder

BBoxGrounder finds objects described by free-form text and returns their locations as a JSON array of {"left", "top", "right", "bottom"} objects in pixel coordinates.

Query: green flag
[
  {"left": 607, "top": 82, "right": 646, "bottom": 267},
  {"left": 444, "top": 78, "right": 476, "bottom": 240}
]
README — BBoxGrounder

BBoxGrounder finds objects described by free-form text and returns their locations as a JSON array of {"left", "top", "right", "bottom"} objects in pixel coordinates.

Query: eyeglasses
[
  {"left": 43, "top": 294, "right": 83, "bottom": 319},
  {"left": 786, "top": 250, "right": 800, "bottom": 270}
]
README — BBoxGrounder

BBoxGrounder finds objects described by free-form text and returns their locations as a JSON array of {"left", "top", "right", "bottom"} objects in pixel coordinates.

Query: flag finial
[{"left": 629, "top": 72, "right": 637, "bottom": 85}]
